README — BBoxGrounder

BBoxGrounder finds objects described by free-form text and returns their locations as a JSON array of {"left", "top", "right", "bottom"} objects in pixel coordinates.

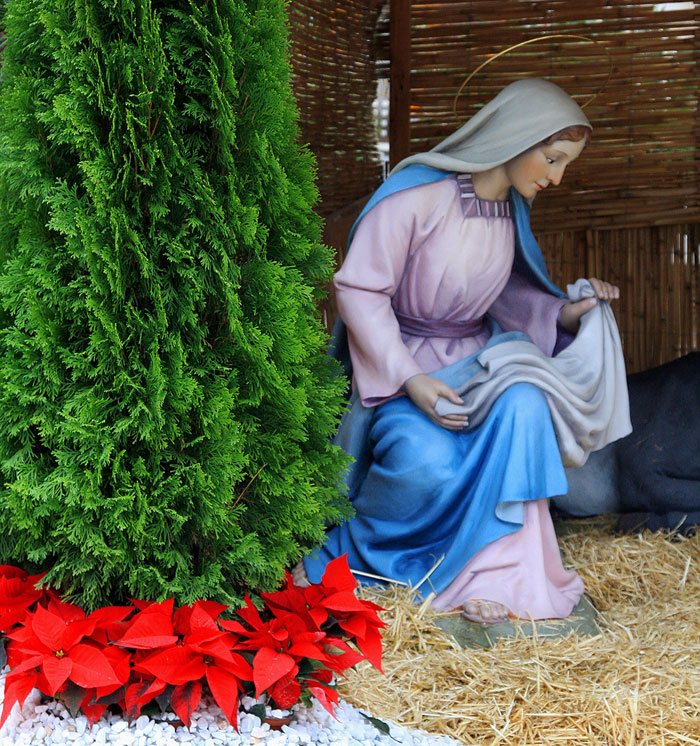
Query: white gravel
[{"left": 0, "top": 676, "right": 460, "bottom": 746}]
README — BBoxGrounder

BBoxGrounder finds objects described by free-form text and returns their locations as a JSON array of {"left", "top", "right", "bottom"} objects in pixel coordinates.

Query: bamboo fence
[{"left": 288, "top": 0, "right": 385, "bottom": 217}]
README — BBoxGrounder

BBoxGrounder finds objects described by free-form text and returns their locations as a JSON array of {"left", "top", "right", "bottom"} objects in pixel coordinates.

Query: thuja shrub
[{"left": 0, "top": 0, "right": 350, "bottom": 609}]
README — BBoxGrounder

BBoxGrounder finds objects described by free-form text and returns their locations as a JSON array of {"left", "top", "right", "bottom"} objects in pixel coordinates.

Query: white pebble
[{"left": 0, "top": 673, "right": 461, "bottom": 746}]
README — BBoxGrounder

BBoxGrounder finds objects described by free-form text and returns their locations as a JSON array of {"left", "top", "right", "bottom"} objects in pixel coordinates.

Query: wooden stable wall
[
  {"left": 288, "top": 0, "right": 699, "bottom": 374},
  {"left": 540, "top": 224, "right": 699, "bottom": 372},
  {"left": 288, "top": 0, "right": 385, "bottom": 218}
]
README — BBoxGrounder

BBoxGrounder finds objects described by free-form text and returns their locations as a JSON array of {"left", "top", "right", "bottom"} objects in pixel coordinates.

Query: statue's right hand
[{"left": 403, "top": 374, "right": 468, "bottom": 431}]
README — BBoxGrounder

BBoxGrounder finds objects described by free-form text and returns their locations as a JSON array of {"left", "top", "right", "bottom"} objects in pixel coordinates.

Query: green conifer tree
[{"left": 0, "top": 0, "right": 350, "bottom": 609}]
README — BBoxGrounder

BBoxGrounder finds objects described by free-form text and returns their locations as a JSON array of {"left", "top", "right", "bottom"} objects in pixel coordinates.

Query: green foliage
[{"left": 0, "top": 0, "right": 350, "bottom": 609}]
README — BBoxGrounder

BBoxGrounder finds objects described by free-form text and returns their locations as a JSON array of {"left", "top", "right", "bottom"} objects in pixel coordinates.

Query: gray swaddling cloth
[{"left": 435, "top": 279, "right": 632, "bottom": 467}]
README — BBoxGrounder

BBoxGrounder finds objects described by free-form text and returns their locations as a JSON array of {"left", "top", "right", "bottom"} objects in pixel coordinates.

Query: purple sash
[{"left": 395, "top": 311, "right": 485, "bottom": 339}]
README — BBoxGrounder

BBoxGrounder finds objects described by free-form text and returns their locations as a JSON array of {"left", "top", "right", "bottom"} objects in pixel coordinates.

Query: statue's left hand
[{"left": 558, "top": 278, "right": 620, "bottom": 334}]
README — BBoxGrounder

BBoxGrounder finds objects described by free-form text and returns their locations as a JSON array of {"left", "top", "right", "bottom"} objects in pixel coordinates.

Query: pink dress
[{"left": 334, "top": 174, "right": 583, "bottom": 618}]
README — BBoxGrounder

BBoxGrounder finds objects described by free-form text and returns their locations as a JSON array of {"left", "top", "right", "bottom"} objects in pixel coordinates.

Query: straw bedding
[{"left": 338, "top": 517, "right": 700, "bottom": 745}]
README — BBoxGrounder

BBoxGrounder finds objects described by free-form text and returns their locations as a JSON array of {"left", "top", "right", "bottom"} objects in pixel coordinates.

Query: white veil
[{"left": 391, "top": 78, "right": 591, "bottom": 175}]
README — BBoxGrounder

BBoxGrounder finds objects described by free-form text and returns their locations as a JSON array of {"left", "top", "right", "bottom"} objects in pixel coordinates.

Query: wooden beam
[{"left": 389, "top": 0, "right": 411, "bottom": 169}]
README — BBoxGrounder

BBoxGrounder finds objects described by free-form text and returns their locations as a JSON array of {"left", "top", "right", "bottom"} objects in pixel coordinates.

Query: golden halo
[{"left": 452, "top": 34, "right": 612, "bottom": 116}]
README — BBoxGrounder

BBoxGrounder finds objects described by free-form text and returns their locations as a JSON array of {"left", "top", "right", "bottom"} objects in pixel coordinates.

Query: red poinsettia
[
  {"left": 130, "top": 602, "right": 253, "bottom": 726},
  {"left": 0, "top": 555, "right": 386, "bottom": 728},
  {"left": 263, "top": 556, "right": 386, "bottom": 673},
  {"left": 1, "top": 600, "right": 127, "bottom": 726}
]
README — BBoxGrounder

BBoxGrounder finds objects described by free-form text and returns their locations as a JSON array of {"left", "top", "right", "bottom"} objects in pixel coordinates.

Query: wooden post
[{"left": 389, "top": 0, "right": 411, "bottom": 170}]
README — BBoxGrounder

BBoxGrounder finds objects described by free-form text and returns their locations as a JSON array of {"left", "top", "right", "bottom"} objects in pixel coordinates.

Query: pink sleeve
[
  {"left": 334, "top": 190, "right": 426, "bottom": 407},
  {"left": 488, "top": 272, "right": 568, "bottom": 356}
]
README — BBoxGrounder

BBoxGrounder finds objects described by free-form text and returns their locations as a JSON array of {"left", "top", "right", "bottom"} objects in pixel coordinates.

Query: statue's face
[{"left": 504, "top": 138, "right": 586, "bottom": 199}]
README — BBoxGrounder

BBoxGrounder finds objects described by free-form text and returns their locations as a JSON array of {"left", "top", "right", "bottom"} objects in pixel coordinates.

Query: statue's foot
[
  {"left": 291, "top": 560, "right": 311, "bottom": 588},
  {"left": 461, "top": 598, "right": 512, "bottom": 625}
]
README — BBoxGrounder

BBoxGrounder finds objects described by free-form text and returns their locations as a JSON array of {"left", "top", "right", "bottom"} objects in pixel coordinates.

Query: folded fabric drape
[{"left": 435, "top": 278, "right": 632, "bottom": 467}]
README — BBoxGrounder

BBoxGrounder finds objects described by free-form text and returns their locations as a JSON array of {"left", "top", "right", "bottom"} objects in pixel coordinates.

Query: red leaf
[
  {"left": 355, "top": 627, "right": 383, "bottom": 672},
  {"left": 217, "top": 619, "right": 249, "bottom": 635},
  {"left": 0, "top": 671, "right": 37, "bottom": 728},
  {"left": 128, "top": 598, "right": 153, "bottom": 611},
  {"left": 4, "top": 652, "right": 43, "bottom": 678},
  {"left": 234, "top": 595, "right": 266, "bottom": 630},
  {"left": 0, "top": 607, "right": 31, "bottom": 633},
  {"left": 206, "top": 667, "right": 240, "bottom": 727},
  {"left": 115, "top": 605, "right": 177, "bottom": 650},
  {"left": 287, "top": 641, "right": 328, "bottom": 661},
  {"left": 85, "top": 606, "right": 134, "bottom": 645},
  {"left": 124, "top": 678, "right": 167, "bottom": 720},
  {"left": 68, "top": 644, "right": 122, "bottom": 689},
  {"left": 47, "top": 597, "right": 85, "bottom": 623},
  {"left": 261, "top": 583, "right": 310, "bottom": 618},
  {"left": 215, "top": 651, "right": 254, "bottom": 682},
  {"left": 268, "top": 673, "right": 302, "bottom": 709},
  {"left": 306, "top": 683, "right": 339, "bottom": 716},
  {"left": 87, "top": 606, "right": 135, "bottom": 627},
  {"left": 173, "top": 602, "right": 222, "bottom": 636},
  {"left": 321, "top": 592, "right": 367, "bottom": 613},
  {"left": 321, "top": 645, "right": 362, "bottom": 673},
  {"left": 136, "top": 646, "right": 206, "bottom": 685},
  {"left": 171, "top": 680, "right": 202, "bottom": 728},
  {"left": 80, "top": 689, "right": 107, "bottom": 725},
  {"left": 185, "top": 624, "right": 227, "bottom": 649},
  {"left": 307, "top": 606, "right": 328, "bottom": 628},
  {"left": 42, "top": 654, "right": 73, "bottom": 695},
  {"left": 0, "top": 565, "right": 27, "bottom": 579},
  {"left": 320, "top": 555, "right": 357, "bottom": 592},
  {"left": 99, "top": 647, "right": 132, "bottom": 689},
  {"left": 124, "top": 680, "right": 152, "bottom": 721},
  {"left": 61, "top": 617, "right": 98, "bottom": 651},
  {"left": 0, "top": 572, "right": 43, "bottom": 630},
  {"left": 337, "top": 615, "right": 367, "bottom": 639},
  {"left": 309, "top": 667, "right": 334, "bottom": 684},
  {"left": 252, "top": 648, "right": 297, "bottom": 698},
  {"left": 322, "top": 637, "right": 365, "bottom": 672},
  {"left": 30, "top": 605, "right": 67, "bottom": 651}
]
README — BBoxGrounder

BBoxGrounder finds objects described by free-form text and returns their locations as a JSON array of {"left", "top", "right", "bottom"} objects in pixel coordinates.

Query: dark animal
[{"left": 553, "top": 352, "right": 700, "bottom": 533}]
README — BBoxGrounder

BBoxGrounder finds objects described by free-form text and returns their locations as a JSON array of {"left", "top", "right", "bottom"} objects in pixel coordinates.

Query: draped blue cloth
[{"left": 304, "top": 166, "right": 570, "bottom": 593}]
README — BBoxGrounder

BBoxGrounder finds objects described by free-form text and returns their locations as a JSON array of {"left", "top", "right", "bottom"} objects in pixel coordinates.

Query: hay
[{"left": 338, "top": 517, "right": 700, "bottom": 745}]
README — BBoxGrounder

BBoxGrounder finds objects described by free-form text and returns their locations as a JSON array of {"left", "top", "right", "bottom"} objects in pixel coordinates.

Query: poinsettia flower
[
  {"left": 5, "top": 604, "right": 123, "bottom": 696},
  {"left": 221, "top": 600, "right": 327, "bottom": 663},
  {"left": 133, "top": 605, "right": 253, "bottom": 727},
  {"left": 0, "top": 553, "right": 386, "bottom": 727}
]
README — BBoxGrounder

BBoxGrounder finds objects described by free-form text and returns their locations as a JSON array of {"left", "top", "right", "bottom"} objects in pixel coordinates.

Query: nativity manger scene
[{"left": 0, "top": 0, "right": 698, "bottom": 744}]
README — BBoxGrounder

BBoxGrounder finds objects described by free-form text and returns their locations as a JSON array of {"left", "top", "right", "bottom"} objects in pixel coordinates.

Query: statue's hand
[
  {"left": 559, "top": 277, "right": 620, "bottom": 334},
  {"left": 403, "top": 374, "right": 468, "bottom": 431}
]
